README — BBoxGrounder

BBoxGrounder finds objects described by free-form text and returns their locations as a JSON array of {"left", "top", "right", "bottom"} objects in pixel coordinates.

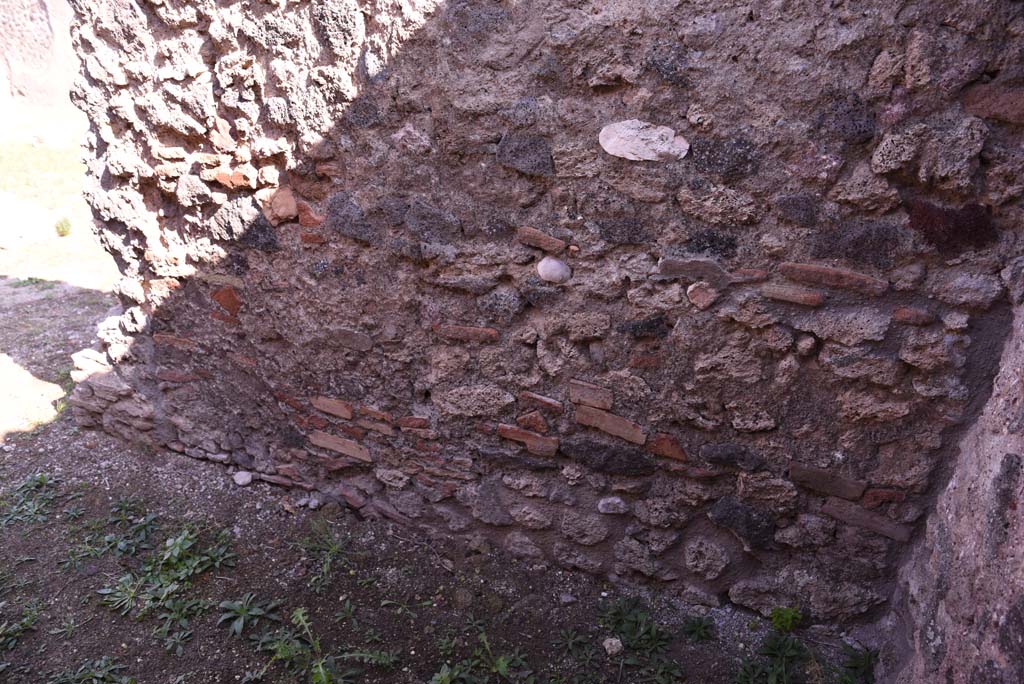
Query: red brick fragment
[
  {"left": 397, "top": 416, "right": 430, "bottom": 429},
  {"left": 156, "top": 369, "right": 200, "bottom": 383},
  {"left": 568, "top": 379, "right": 613, "bottom": 410},
  {"left": 357, "top": 405, "right": 393, "bottom": 423},
  {"left": 516, "top": 410, "right": 549, "bottom": 434},
  {"left": 647, "top": 433, "right": 687, "bottom": 461},
  {"left": 761, "top": 283, "right": 826, "bottom": 307},
  {"left": 789, "top": 463, "right": 866, "bottom": 500},
  {"left": 338, "top": 424, "right": 367, "bottom": 440},
  {"left": 516, "top": 226, "right": 566, "bottom": 253},
  {"left": 574, "top": 405, "right": 646, "bottom": 445},
  {"left": 305, "top": 414, "right": 329, "bottom": 430},
  {"left": 355, "top": 418, "right": 394, "bottom": 436},
  {"left": 892, "top": 306, "right": 935, "bottom": 326},
  {"left": 730, "top": 268, "right": 769, "bottom": 283},
  {"left": 517, "top": 391, "right": 564, "bottom": 414},
  {"left": 821, "top": 496, "right": 912, "bottom": 542},
  {"left": 273, "top": 389, "right": 303, "bottom": 411},
  {"left": 215, "top": 167, "right": 256, "bottom": 190},
  {"left": 497, "top": 424, "right": 560, "bottom": 457},
  {"left": 300, "top": 232, "right": 328, "bottom": 245},
  {"left": 211, "top": 286, "right": 242, "bottom": 316},
  {"left": 861, "top": 487, "right": 907, "bottom": 509},
  {"left": 432, "top": 324, "right": 500, "bottom": 343},
  {"left": 309, "top": 430, "right": 371, "bottom": 462},
  {"left": 962, "top": 81, "right": 1024, "bottom": 125},
  {"left": 297, "top": 200, "right": 325, "bottom": 227},
  {"left": 310, "top": 397, "right": 354, "bottom": 420},
  {"left": 778, "top": 262, "right": 888, "bottom": 296},
  {"left": 628, "top": 353, "right": 664, "bottom": 369}
]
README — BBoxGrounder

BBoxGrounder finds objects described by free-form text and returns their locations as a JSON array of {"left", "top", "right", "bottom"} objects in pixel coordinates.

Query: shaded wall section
[
  {"left": 66, "top": 0, "right": 1024, "bottom": 676},
  {"left": 878, "top": 286, "right": 1024, "bottom": 683}
]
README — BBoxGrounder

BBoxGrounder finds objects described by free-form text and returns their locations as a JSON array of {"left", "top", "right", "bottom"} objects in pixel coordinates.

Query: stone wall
[{"left": 66, "top": 0, "right": 1023, "bottom": 675}]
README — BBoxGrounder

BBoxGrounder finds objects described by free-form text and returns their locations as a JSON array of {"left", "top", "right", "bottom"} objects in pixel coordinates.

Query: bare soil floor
[{"left": 0, "top": 103, "right": 870, "bottom": 684}]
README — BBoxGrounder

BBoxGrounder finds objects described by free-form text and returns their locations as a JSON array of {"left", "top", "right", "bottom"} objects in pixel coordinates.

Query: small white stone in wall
[
  {"left": 537, "top": 256, "right": 572, "bottom": 283},
  {"left": 598, "top": 119, "right": 689, "bottom": 161},
  {"left": 233, "top": 471, "right": 253, "bottom": 487}
]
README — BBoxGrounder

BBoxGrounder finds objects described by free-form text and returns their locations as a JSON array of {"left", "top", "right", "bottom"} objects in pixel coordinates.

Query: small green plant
[
  {"left": 769, "top": 606, "right": 803, "bottom": 634},
  {"left": 760, "top": 633, "right": 806, "bottom": 684},
  {"left": 47, "top": 656, "right": 135, "bottom": 683},
  {"left": 94, "top": 524, "right": 237, "bottom": 657},
  {"left": 0, "top": 603, "right": 40, "bottom": 652},
  {"left": 9, "top": 277, "right": 46, "bottom": 288},
  {"left": 735, "top": 659, "right": 769, "bottom": 684},
  {"left": 55, "top": 217, "right": 72, "bottom": 237},
  {"left": 555, "top": 628, "right": 590, "bottom": 660},
  {"left": 838, "top": 645, "right": 877, "bottom": 684},
  {"left": 681, "top": 616, "right": 715, "bottom": 643},
  {"left": 431, "top": 632, "right": 532, "bottom": 683},
  {"left": 97, "top": 574, "right": 145, "bottom": 615},
  {"left": 219, "top": 593, "right": 283, "bottom": 638},
  {"left": 599, "top": 598, "right": 671, "bottom": 657},
  {"left": 302, "top": 518, "right": 352, "bottom": 593},
  {"left": 1, "top": 473, "right": 59, "bottom": 526},
  {"left": 380, "top": 598, "right": 417, "bottom": 619},
  {"left": 333, "top": 598, "right": 358, "bottom": 629},
  {"left": 247, "top": 607, "right": 397, "bottom": 683},
  {"left": 48, "top": 615, "right": 94, "bottom": 640}
]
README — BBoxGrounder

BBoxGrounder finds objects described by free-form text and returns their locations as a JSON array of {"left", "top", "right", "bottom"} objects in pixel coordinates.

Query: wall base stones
[{"left": 68, "top": 0, "right": 1023, "bottom": 678}]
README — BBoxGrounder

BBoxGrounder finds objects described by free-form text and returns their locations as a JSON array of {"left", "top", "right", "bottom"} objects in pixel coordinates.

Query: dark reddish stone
[
  {"left": 907, "top": 199, "right": 996, "bottom": 255},
  {"left": 707, "top": 496, "right": 776, "bottom": 550},
  {"left": 647, "top": 433, "right": 687, "bottom": 461},
  {"left": 496, "top": 133, "right": 554, "bottom": 176},
  {"left": 560, "top": 435, "right": 656, "bottom": 476}
]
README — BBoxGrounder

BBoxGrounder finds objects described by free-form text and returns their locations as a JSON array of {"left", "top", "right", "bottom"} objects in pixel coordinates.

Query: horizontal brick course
[
  {"left": 309, "top": 430, "right": 371, "bottom": 462},
  {"left": 516, "top": 226, "right": 566, "bottom": 253},
  {"left": 497, "top": 424, "right": 559, "bottom": 456},
  {"left": 568, "top": 379, "right": 613, "bottom": 410},
  {"left": 761, "top": 283, "right": 826, "bottom": 307},
  {"left": 821, "top": 496, "right": 912, "bottom": 541},
  {"left": 310, "top": 397, "right": 353, "bottom": 420},
  {"left": 789, "top": 463, "right": 866, "bottom": 500},
  {"left": 574, "top": 405, "right": 647, "bottom": 445},
  {"left": 778, "top": 262, "right": 889, "bottom": 296}
]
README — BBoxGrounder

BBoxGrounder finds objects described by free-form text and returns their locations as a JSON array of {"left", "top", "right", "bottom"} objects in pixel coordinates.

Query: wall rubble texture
[{"left": 66, "top": 0, "right": 1023, "bottom": 678}]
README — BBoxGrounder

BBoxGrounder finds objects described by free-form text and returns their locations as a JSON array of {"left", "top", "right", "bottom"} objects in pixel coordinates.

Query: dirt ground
[{"left": 0, "top": 103, "right": 870, "bottom": 684}]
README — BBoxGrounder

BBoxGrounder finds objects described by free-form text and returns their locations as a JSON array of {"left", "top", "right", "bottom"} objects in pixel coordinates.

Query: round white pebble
[
  {"left": 537, "top": 256, "right": 571, "bottom": 283},
  {"left": 233, "top": 471, "right": 253, "bottom": 486}
]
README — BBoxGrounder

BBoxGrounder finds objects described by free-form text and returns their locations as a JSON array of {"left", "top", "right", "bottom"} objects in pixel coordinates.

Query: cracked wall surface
[{"left": 66, "top": 0, "right": 1024, "bottom": 679}]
